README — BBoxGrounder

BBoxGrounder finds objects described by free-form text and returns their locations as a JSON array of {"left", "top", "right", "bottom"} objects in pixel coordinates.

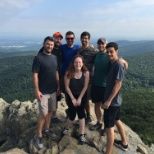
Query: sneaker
[
  {"left": 33, "top": 135, "right": 43, "bottom": 150},
  {"left": 62, "top": 127, "right": 68, "bottom": 136},
  {"left": 101, "top": 129, "right": 107, "bottom": 136},
  {"left": 114, "top": 140, "right": 128, "bottom": 151},
  {"left": 42, "top": 130, "right": 56, "bottom": 139},
  {"left": 86, "top": 115, "right": 92, "bottom": 124},
  {"left": 79, "top": 134, "right": 86, "bottom": 145},
  {"left": 89, "top": 122, "right": 102, "bottom": 131},
  {"left": 51, "top": 117, "right": 61, "bottom": 123}
]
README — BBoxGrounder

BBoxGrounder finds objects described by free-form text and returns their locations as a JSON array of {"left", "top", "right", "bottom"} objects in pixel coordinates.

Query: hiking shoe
[
  {"left": 62, "top": 127, "right": 69, "bottom": 136},
  {"left": 114, "top": 140, "right": 128, "bottom": 151},
  {"left": 89, "top": 122, "right": 102, "bottom": 131},
  {"left": 86, "top": 115, "right": 92, "bottom": 124},
  {"left": 51, "top": 117, "right": 61, "bottom": 123},
  {"left": 79, "top": 134, "right": 86, "bottom": 145},
  {"left": 101, "top": 129, "right": 107, "bottom": 136},
  {"left": 33, "top": 135, "right": 43, "bottom": 150},
  {"left": 42, "top": 130, "right": 56, "bottom": 139}
]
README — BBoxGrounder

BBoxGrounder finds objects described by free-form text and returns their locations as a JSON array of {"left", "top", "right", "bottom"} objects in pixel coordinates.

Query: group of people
[{"left": 32, "top": 31, "right": 128, "bottom": 154}]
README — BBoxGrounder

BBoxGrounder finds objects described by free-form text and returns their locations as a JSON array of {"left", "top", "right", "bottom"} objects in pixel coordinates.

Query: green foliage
[
  {"left": 0, "top": 50, "right": 154, "bottom": 144},
  {"left": 122, "top": 52, "right": 154, "bottom": 90},
  {"left": 0, "top": 55, "right": 34, "bottom": 103},
  {"left": 121, "top": 91, "right": 154, "bottom": 145}
]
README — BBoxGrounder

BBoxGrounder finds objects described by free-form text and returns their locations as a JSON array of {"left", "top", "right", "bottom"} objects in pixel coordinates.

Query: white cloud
[
  {"left": 85, "top": 0, "right": 154, "bottom": 16},
  {"left": 0, "top": 0, "right": 38, "bottom": 15}
]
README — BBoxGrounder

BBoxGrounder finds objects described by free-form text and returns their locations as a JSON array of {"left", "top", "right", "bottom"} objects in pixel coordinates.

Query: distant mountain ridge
[
  {"left": 115, "top": 40, "right": 149, "bottom": 47},
  {"left": 116, "top": 40, "right": 154, "bottom": 57},
  {"left": 0, "top": 40, "right": 154, "bottom": 58}
]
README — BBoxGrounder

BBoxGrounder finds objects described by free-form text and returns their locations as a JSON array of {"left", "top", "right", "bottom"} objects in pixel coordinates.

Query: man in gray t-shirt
[
  {"left": 32, "top": 36, "right": 60, "bottom": 150},
  {"left": 102, "top": 42, "right": 128, "bottom": 153}
]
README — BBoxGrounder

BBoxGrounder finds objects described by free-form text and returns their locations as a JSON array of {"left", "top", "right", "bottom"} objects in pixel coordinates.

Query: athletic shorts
[
  {"left": 91, "top": 85, "right": 105, "bottom": 103},
  {"left": 104, "top": 106, "right": 120, "bottom": 128},
  {"left": 87, "top": 84, "right": 91, "bottom": 100},
  {"left": 38, "top": 92, "right": 57, "bottom": 115}
]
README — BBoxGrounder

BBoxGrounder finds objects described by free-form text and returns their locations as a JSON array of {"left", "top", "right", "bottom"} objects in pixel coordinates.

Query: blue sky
[{"left": 0, "top": 0, "right": 154, "bottom": 41}]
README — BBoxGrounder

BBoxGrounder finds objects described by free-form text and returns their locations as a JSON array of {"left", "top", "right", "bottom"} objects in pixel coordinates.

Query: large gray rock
[
  {"left": 0, "top": 98, "right": 153, "bottom": 154},
  {"left": 0, "top": 98, "right": 9, "bottom": 136},
  {"left": 0, "top": 148, "right": 28, "bottom": 154}
]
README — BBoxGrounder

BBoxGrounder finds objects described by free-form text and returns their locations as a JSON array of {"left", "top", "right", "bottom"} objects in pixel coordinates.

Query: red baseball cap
[{"left": 53, "top": 32, "right": 63, "bottom": 39}]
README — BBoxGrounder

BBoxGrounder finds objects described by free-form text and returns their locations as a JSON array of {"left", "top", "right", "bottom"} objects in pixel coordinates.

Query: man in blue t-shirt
[
  {"left": 103, "top": 42, "right": 128, "bottom": 153},
  {"left": 60, "top": 31, "right": 79, "bottom": 77},
  {"left": 60, "top": 31, "right": 80, "bottom": 117}
]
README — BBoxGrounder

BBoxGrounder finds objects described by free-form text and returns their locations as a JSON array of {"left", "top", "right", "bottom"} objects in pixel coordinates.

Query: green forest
[{"left": 0, "top": 51, "right": 154, "bottom": 145}]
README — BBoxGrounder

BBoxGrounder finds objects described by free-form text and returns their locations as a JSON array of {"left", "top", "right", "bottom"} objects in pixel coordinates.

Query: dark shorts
[
  {"left": 67, "top": 93, "right": 87, "bottom": 121},
  {"left": 104, "top": 106, "right": 120, "bottom": 128},
  {"left": 91, "top": 85, "right": 105, "bottom": 103}
]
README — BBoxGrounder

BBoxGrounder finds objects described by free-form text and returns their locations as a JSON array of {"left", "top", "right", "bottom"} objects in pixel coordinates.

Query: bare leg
[
  {"left": 65, "top": 118, "right": 73, "bottom": 129},
  {"left": 44, "top": 111, "right": 52, "bottom": 130},
  {"left": 95, "top": 102, "right": 102, "bottom": 124},
  {"left": 105, "top": 127, "right": 114, "bottom": 154},
  {"left": 115, "top": 120, "right": 127, "bottom": 145},
  {"left": 79, "top": 118, "right": 85, "bottom": 134},
  {"left": 37, "top": 114, "right": 47, "bottom": 137},
  {"left": 85, "top": 100, "right": 90, "bottom": 115},
  {"left": 52, "top": 110, "right": 57, "bottom": 117}
]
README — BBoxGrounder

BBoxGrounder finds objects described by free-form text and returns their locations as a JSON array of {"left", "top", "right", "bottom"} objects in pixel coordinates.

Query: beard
[{"left": 44, "top": 47, "right": 52, "bottom": 54}]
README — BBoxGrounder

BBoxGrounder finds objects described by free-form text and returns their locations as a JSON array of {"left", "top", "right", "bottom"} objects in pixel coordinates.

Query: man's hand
[
  {"left": 35, "top": 90, "right": 42, "bottom": 101},
  {"left": 56, "top": 87, "right": 60, "bottom": 96},
  {"left": 102, "top": 100, "right": 111, "bottom": 109}
]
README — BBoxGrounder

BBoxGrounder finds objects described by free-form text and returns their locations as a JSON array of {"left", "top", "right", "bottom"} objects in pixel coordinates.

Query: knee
[
  {"left": 78, "top": 112, "right": 85, "bottom": 119},
  {"left": 39, "top": 114, "right": 47, "bottom": 119},
  {"left": 69, "top": 113, "right": 76, "bottom": 121}
]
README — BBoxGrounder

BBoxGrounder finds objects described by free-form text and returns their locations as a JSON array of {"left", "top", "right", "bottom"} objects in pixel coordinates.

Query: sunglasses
[{"left": 66, "top": 38, "right": 74, "bottom": 40}]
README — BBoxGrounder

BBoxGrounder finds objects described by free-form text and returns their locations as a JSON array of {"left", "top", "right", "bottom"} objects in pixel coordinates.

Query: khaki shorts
[{"left": 38, "top": 92, "right": 57, "bottom": 115}]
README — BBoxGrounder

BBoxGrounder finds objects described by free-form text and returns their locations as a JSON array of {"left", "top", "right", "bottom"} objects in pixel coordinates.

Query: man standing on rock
[
  {"left": 78, "top": 31, "right": 98, "bottom": 123},
  {"left": 38, "top": 32, "right": 63, "bottom": 123},
  {"left": 32, "top": 36, "right": 60, "bottom": 150},
  {"left": 102, "top": 42, "right": 128, "bottom": 154}
]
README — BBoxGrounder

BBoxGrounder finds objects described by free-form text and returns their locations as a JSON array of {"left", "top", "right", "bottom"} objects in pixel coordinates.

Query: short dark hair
[
  {"left": 65, "top": 31, "right": 75, "bottom": 37},
  {"left": 43, "top": 36, "right": 54, "bottom": 43},
  {"left": 80, "top": 31, "right": 90, "bottom": 39},
  {"left": 106, "top": 42, "right": 118, "bottom": 50}
]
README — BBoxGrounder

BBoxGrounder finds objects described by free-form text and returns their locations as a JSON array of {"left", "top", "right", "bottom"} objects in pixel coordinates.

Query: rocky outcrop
[{"left": 0, "top": 97, "right": 153, "bottom": 154}]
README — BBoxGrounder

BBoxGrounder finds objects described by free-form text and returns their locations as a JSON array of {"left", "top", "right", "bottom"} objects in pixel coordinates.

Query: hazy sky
[{"left": 0, "top": 0, "right": 154, "bottom": 41}]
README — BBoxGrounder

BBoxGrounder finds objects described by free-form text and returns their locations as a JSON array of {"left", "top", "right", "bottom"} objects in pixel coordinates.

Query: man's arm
[
  {"left": 103, "top": 80, "right": 122, "bottom": 109},
  {"left": 56, "top": 71, "right": 60, "bottom": 96},
  {"left": 33, "top": 72, "right": 42, "bottom": 101},
  {"left": 119, "top": 58, "right": 128, "bottom": 70}
]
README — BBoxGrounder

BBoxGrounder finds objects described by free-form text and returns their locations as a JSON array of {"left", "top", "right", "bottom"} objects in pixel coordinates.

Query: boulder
[{"left": 0, "top": 97, "right": 153, "bottom": 154}]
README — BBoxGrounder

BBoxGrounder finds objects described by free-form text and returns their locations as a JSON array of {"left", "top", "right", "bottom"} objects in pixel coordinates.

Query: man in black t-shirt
[
  {"left": 38, "top": 32, "right": 63, "bottom": 123},
  {"left": 32, "top": 36, "right": 60, "bottom": 150}
]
